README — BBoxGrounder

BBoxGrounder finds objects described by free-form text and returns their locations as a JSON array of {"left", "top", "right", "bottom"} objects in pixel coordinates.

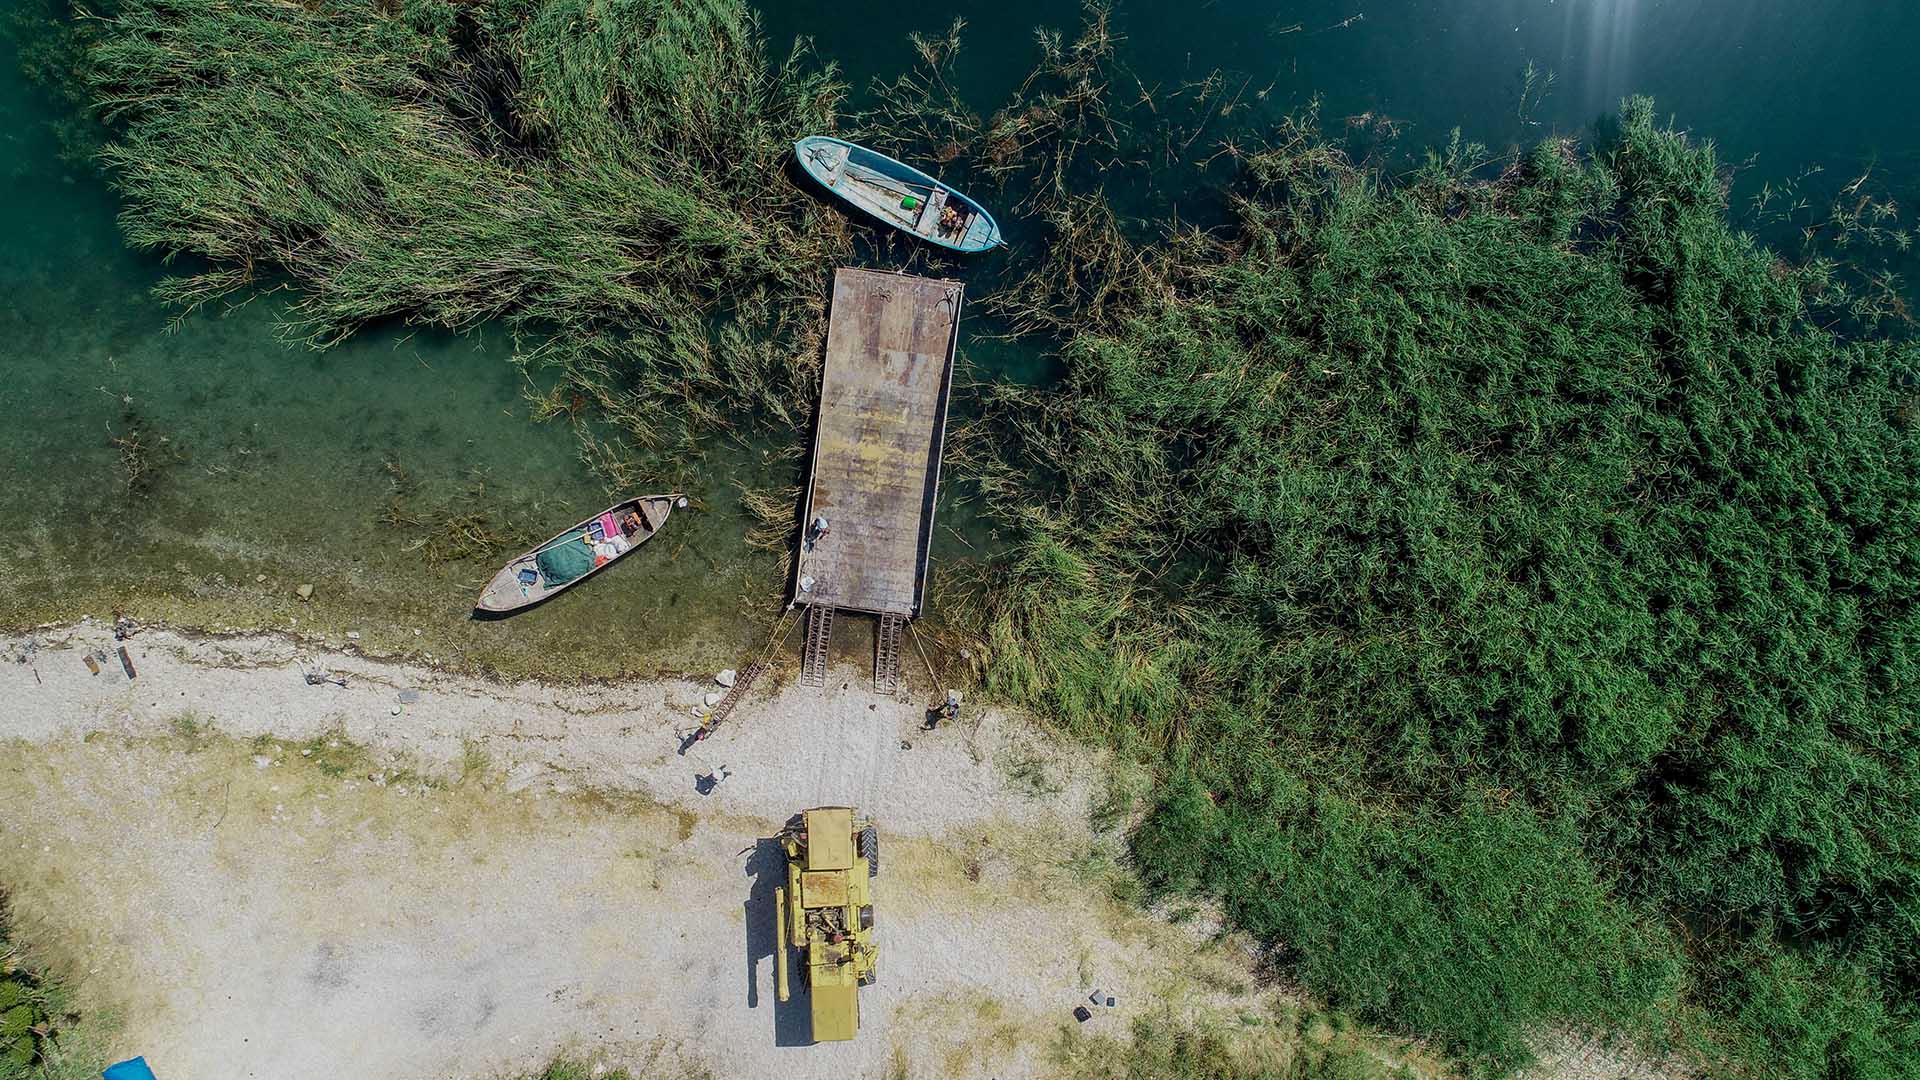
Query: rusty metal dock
[{"left": 793, "top": 268, "right": 963, "bottom": 689}]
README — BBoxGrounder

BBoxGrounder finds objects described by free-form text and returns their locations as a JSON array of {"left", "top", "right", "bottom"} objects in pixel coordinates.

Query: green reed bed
[
  {"left": 965, "top": 93, "right": 1920, "bottom": 1076},
  {"left": 86, "top": 0, "right": 850, "bottom": 479}
]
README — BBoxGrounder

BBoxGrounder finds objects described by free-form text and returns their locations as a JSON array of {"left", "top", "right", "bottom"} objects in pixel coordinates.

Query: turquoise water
[
  {"left": 3, "top": 3, "right": 1914, "bottom": 675},
  {"left": 0, "top": 36, "right": 782, "bottom": 677}
]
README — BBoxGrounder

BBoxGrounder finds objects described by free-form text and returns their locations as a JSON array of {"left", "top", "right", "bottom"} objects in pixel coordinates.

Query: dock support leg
[
  {"left": 875, "top": 613, "right": 905, "bottom": 697},
  {"left": 803, "top": 605, "right": 835, "bottom": 689}
]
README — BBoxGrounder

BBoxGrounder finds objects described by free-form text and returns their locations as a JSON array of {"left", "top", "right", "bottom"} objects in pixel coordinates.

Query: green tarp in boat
[{"left": 535, "top": 532, "right": 595, "bottom": 585}]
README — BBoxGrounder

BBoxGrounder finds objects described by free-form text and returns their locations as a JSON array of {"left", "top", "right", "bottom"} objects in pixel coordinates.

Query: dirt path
[
  {"left": 1, "top": 623, "right": 1670, "bottom": 1080},
  {"left": 0, "top": 624, "right": 1289, "bottom": 1080}
]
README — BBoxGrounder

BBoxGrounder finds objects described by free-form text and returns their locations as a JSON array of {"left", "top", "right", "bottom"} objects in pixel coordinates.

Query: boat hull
[
  {"left": 473, "top": 495, "right": 680, "bottom": 615},
  {"left": 794, "top": 136, "right": 1003, "bottom": 253}
]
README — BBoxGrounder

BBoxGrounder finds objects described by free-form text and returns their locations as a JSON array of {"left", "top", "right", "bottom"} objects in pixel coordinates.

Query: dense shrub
[
  {"left": 988, "top": 98, "right": 1920, "bottom": 1074},
  {"left": 1137, "top": 773, "right": 1679, "bottom": 1067}
]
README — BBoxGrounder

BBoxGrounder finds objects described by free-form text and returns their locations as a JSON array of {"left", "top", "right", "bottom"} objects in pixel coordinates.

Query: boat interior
[
  {"left": 479, "top": 498, "right": 665, "bottom": 610},
  {"left": 805, "top": 141, "right": 986, "bottom": 247}
]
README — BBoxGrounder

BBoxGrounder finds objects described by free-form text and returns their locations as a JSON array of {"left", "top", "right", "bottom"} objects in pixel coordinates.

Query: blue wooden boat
[{"left": 794, "top": 136, "right": 1004, "bottom": 253}]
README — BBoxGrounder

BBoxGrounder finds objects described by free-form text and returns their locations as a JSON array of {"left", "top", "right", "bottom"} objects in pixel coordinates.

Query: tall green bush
[{"left": 986, "top": 97, "right": 1920, "bottom": 1075}]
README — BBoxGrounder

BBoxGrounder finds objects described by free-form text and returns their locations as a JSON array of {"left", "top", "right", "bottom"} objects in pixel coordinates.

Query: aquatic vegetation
[
  {"left": 865, "top": 2, "right": 1246, "bottom": 231},
  {"left": 967, "top": 91, "right": 1920, "bottom": 1075},
  {"left": 1742, "top": 161, "right": 1916, "bottom": 332},
  {"left": 1514, "top": 60, "right": 1557, "bottom": 124},
  {"left": 3, "top": 0, "right": 101, "bottom": 164},
  {"left": 87, "top": 0, "right": 852, "bottom": 468},
  {"left": 104, "top": 408, "right": 180, "bottom": 499},
  {"left": 377, "top": 466, "right": 541, "bottom": 566}
]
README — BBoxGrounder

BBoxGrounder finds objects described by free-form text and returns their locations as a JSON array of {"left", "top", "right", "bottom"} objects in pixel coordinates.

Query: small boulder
[
  {"left": 702, "top": 692, "right": 722, "bottom": 707},
  {"left": 295, "top": 583, "right": 314, "bottom": 601},
  {"left": 715, "top": 669, "right": 737, "bottom": 688}
]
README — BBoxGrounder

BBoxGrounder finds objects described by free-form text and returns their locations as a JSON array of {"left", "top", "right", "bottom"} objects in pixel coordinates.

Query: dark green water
[
  {"left": 767, "top": 1, "right": 1919, "bottom": 182},
  {"left": 767, "top": 0, "right": 1920, "bottom": 263},
  {"left": 3, "top": 2, "right": 1914, "bottom": 674}
]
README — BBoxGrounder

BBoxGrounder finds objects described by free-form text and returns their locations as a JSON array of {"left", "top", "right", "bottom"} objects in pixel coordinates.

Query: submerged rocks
[{"left": 295, "top": 583, "right": 314, "bottom": 601}]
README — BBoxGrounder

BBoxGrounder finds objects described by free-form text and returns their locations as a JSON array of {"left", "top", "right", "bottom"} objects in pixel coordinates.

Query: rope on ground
[
  {"left": 905, "top": 621, "right": 947, "bottom": 705},
  {"left": 700, "top": 609, "right": 800, "bottom": 733}
]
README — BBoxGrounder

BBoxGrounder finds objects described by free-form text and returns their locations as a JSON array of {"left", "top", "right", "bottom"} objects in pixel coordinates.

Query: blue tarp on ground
[{"left": 103, "top": 1058, "right": 158, "bottom": 1080}]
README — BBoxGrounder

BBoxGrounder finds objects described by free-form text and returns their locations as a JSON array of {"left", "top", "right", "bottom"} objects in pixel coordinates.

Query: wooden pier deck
[{"left": 793, "top": 268, "right": 963, "bottom": 618}]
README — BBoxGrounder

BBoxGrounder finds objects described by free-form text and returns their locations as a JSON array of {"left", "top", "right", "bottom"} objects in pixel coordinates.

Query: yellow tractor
[{"left": 774, "top": 806, "right": 879, "bottom": 1042}]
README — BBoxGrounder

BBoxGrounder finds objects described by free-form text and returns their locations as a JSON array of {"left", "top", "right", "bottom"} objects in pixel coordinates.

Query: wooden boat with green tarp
[
  {"left": 794, "top": 135, "right": 1004, "bottom": 253},
  {"left": 474, "top": 494, "right": 685, "bottom": 614}
]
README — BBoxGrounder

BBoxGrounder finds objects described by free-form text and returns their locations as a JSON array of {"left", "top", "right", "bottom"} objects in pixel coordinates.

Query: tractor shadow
[{"left": 744, "top": 836, "right": 814, "bottom": 1047}]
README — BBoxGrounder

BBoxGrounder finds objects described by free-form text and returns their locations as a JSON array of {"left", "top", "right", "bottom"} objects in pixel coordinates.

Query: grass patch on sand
[
  {"left": 1052, "top": 1004, "right": 1421, "bottom": 1080},
  {"left": 0, "top": 891, "right": 112, "bottom": 1080},
  {"left": 520, "top": 1061, "right": 654, "bottom": 1080}
]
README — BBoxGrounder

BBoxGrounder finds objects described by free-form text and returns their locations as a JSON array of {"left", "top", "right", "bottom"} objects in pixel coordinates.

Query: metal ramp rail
[
  {"left": 802, "top": 605, "right": 835, "bottom": 689},
  {"left": 875, "top": 613, "right": 905, "bottom": 696},
  {"left": 704, "top": 659, "right": 768, "bottom": 729}
]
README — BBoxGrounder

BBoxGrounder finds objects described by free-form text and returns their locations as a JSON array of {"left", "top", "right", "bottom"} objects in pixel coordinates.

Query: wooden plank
[{"left": 795, "top": 268, "right": 963, "bottom": 617}]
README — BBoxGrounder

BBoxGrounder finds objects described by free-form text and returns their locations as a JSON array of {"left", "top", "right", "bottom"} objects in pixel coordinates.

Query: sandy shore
[
  {"left": 0, "top": 622, "right": 1282, "bottom": 1080},
  {"left": 0, "top": 622, "right": 1667, "bottom": 1080},
  {"left": 2, "top": 620, "right": 1079, "bottom": 836}
]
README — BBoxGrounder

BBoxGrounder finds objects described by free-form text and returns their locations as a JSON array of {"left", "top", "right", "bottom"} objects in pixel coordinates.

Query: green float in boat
[
  {"left": 473, "top": 494, "right": 686, "bottom": 615},
  {"left": 794, "top": 135, "right": 1005, "bottom": 253}
]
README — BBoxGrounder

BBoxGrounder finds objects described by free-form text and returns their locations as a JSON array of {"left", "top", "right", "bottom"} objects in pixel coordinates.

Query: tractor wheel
[
  {"left": 859, "top": 904, "right": 875, "bottom": 930},
  {"left": 860, "top": 824, "right": 879, "bottom": 878}
]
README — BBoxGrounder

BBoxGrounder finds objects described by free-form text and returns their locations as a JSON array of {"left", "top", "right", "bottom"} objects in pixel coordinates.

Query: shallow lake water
[
  {"left": 0, "top": 39, "right": 788, "bottom": 677},
  {"left": 2, "top": 2, "right": 1914, "bottom": 678}
]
